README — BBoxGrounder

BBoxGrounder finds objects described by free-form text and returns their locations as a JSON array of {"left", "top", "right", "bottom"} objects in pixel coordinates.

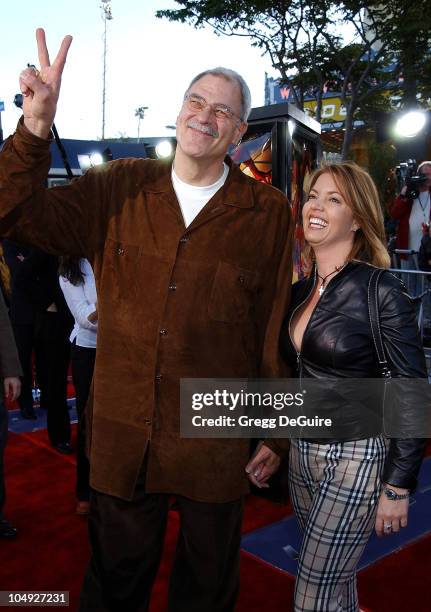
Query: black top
[
  {"left": 279, "top": 261, "right": 429, "bottom": 490},
  {"left": 3, "top": 239, "right": 73, "bottom": 330}
]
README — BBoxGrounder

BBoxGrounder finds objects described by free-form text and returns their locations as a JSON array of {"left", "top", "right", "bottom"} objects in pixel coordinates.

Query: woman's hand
[
  {"left": 375, "top": 485, "right": 409, "bottom": 537},
  {"left": 245, "top": 441, "right": 281, "bottom": 489}
]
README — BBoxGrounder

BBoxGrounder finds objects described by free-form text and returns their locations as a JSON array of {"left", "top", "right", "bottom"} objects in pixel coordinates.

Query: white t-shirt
[
  {"left": 409, "top": 191, "right": 431, "bottom": 251},
  {"left": 172, "top": 163, "right": 229, "bottom": 227}
]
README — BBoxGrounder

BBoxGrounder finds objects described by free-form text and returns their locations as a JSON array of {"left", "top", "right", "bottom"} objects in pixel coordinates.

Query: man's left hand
[{"left": 245, "top": 442, "right": 280, "bottom": 488}]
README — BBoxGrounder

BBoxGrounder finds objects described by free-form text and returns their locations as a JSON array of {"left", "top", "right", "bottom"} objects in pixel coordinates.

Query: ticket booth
[{"left": 231, "top": 102, "right": 321, "bottom": 278}]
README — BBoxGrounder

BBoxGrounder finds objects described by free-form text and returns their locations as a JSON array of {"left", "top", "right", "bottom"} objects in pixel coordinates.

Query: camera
[{"left": 395, "top": 159, "right": 428, "bottom": 199}]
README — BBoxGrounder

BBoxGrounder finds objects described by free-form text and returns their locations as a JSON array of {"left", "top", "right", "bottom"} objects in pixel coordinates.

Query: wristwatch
[{"left": 383, "top": 487, "right": 410, "bottom": 501}]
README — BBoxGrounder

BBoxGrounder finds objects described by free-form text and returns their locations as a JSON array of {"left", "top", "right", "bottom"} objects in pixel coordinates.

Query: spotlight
[
  {"left": 155, "top": 140, "right": 173, "bottom": 158},
  {"left": 90, "top": 152, "right": 104, "bottom": 166},
  {"left": 394, "top": 110, "right": 427, "bottom": 138}
]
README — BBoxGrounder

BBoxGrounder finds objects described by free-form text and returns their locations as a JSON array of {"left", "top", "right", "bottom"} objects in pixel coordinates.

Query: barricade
[{"left": 389, "top": 260, "right": 431, "bottom": 359}]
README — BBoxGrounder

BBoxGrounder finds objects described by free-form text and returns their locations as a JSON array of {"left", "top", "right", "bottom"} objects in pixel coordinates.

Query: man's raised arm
[
  {"left": 19, "top": 28, "right": 72, "bottom": 139},
  {"left": 0, "top": 29, "right": 110, "bottom": 259}
]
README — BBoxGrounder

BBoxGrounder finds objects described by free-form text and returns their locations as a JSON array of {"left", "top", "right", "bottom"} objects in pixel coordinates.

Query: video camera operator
[{"left": 390, "top": 161, "right": 431, "bottom": 272}]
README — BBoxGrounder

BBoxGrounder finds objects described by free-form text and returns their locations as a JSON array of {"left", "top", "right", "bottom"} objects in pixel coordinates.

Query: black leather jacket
[{"left": 279, "top": 261, "right": 428, "bottom": 490}]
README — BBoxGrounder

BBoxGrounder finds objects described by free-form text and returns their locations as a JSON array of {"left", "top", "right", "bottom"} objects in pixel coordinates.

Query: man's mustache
[{"left": 186, "top": 119, "right": 219, "bottom": 138}]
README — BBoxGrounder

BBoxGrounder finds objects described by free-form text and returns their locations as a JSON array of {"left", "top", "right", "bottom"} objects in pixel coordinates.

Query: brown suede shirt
[{"left": 0, "top": 120, "right": 293, "bottom": 501}]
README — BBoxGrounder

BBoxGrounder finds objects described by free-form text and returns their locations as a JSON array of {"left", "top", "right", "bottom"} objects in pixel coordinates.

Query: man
[
  {"left": 390, "top": 161, "right": 431, "bottom": 260},
  {"left": 0, "top": 29, "right": 293, "bottom": 611},
  {"left": 0, "top": 290, "right": 22, "bottom": 538},
  {"left": 390, "top": 161, "right": 431, "bottom": 295}
]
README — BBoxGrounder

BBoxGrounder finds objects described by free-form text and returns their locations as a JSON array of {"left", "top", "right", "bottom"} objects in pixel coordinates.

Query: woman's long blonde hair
[{"left": 303, "top": 162, "right": 391, "bottom": 269}]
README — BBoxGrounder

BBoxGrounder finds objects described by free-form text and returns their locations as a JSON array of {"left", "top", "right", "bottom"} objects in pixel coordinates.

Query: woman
[
  {"left": 278, "top": 162, "right": 428, "bottom": 611},
  {"left": 59, "top": 258, "right": 97, "bottom": 515}
]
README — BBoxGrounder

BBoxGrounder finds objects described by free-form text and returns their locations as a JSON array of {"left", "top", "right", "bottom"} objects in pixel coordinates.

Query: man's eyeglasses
[{"left": 184, "top": 93, "right": 244, "bottom": 128}]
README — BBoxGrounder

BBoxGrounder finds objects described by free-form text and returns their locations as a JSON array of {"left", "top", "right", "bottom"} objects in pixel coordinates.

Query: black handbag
[
  {"left": 368, "top": 268, "right": 392, "bottom": 379},
  {"left": 368, "top": 268, "right": 397, "bottom": 437}
]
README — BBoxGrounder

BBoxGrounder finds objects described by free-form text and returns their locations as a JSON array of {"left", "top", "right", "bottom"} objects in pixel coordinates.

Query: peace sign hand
[{"left": 19, "top": 28, "right": 73, "bottom": 139}]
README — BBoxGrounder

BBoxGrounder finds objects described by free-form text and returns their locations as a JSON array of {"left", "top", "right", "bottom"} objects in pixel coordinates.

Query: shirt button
[
  {"left": 143, "top": 417, "right": 152, "bottom": 425},
  {"left": 169, "top": 282, "right": 177, "bottom": 291},
  {"left": 155, "top": 373, "right": 162, "bottom": 382},
  {"left": 238, "top": 276, "right": 245, "bottom": 284},
  {"left": 117, "top": 247, "right": 125, "bottom": 255},
  {"left": 179, "top": 236, "right": 189, "bottom": 244},
  {"left": 160, "top": 329, "right": 168, "bottom": 336}
]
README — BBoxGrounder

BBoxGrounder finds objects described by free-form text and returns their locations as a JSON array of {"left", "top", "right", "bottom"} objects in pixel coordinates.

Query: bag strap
[{"left": 368, "top": 268, "right": 392, "bottom": 378}]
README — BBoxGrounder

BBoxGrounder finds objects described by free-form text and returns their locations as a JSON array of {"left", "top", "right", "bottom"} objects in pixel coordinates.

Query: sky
[{"left": 0, "top": 0, "right": 276, "bottom": 141}]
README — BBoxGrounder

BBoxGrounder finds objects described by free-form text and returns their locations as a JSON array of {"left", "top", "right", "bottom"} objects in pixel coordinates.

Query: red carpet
[{"left": 0, "top": 430, "right": 430, "bottom": 611}]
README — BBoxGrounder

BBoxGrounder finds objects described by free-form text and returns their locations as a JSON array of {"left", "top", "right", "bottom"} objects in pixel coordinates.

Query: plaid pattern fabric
[{"left": 289, "top": 437, "right": 387, "bottom": 612}]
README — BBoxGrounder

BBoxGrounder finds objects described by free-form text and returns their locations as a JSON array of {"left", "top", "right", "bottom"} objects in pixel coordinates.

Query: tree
[
  {"left": 135, "top": 106, "right": 149, "bottom": 143},
  {"left": 157, "top": 0, "right": 431, "bottom": 159},
  {"left": 158, "top": 0, "right": 341, "bottom": 124},
  {"left": 327, "top": 1, "right": 430, "bottom": 157},
  {"left": 382, "top": 2, "right": 431, "bottom": 107}
]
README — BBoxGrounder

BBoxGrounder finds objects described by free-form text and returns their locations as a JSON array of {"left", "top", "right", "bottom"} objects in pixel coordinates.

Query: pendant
[{"left": 319, "top": 284, "right": 325, "bottom": 296}]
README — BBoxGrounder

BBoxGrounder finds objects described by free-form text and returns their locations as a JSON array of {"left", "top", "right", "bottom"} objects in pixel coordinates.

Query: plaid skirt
[{"left": 289, "top": 437, "right": 387, "bottom": 612}]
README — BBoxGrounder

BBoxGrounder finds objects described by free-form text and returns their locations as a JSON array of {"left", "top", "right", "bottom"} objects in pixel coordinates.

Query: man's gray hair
[
  {"left": 418, "top": 161, "right": 431, "bottom": 173},
  {"left": 185, "top": 67, "right": 252, "bottom": 122}
]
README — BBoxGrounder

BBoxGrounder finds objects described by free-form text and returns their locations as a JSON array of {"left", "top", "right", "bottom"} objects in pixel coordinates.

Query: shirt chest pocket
[
  {"left": 101, "top": 239, "right": 142, "bottom": 304},
  {"left": 208, "top": 261, "right": 260, "bottom": 323}
]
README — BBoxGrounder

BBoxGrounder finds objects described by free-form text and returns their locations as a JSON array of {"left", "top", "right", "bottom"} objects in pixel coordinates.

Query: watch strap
[{"left": 383, "top": 487, "right": 409, "bottom": 500}]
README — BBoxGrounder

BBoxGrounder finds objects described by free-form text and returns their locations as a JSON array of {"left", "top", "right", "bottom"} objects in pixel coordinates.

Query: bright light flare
[
  {"left": 90, "top": 152, "right": 104, "bottom": 166},
  {"left": 155, "top": 140, "right": 173, "bottom": 158},
  {"left": 394, "top": 111, "right": 427, "bottom": 138}
]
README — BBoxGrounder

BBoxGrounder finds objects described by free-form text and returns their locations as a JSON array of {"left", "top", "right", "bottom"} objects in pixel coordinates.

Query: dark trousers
[
  {"left": 79, "top": 466, "right": 243, "bottom": 612},
  {"left": 0, "top": 402, "right": 8, "bottom": 517},
  {"left": 12, "top": 322, "right": 35, "bottom": 413},
  {"left": 71, "top": 343, "right": 95, "bottom": 501},
  {"left": 34, "top": 311, "right": 71, "bottom": 446}
]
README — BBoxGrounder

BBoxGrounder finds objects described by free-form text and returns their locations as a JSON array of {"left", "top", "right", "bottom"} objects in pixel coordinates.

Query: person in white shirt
[{"left": 59, "top": 258, "right": 97, "bottom": 515}]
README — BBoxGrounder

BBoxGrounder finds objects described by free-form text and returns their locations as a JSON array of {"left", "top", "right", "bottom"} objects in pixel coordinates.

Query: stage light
[
  {"left": 394, "top": 110, "right": 427, "bottom": 138},
  {"left": 90, "top": 152, "right": 104, "bottom": 166},
  {"left": 155, "top": 140, "right": 173, "bottom": 158}
]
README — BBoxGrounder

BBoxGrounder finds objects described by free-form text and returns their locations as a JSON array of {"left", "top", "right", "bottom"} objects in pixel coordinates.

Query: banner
[{"left": 265, "top": 76, "right": 347, "bottom": 123}]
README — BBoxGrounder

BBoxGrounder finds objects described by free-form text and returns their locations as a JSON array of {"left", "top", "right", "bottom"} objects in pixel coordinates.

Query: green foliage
[
  {"left": 367, "top": 141, "right": 397, "bottom": 210},
  {"left": 156, "top": 0, "right": 431, "bottom": 158}
]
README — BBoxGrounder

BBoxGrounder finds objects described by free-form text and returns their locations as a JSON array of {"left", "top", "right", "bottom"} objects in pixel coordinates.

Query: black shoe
[
  {"left": 0, "top": 518, "right": 18, "bottom": 538},
  {"left": 20, "top": 407, "right": 37, "bottom": 420},
  {"left": 52, "top": 441, "right": 74, "bottom": 455}
]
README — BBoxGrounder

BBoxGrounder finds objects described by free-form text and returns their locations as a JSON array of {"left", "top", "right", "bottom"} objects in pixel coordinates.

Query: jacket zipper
[{"left": 288, "top": 267, "right": 317, "bottom": 386}]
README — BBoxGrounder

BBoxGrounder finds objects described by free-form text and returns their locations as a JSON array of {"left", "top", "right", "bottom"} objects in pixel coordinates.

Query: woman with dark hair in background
[{"left": 59, "top": 258, "right": 97, "bottom": 515}]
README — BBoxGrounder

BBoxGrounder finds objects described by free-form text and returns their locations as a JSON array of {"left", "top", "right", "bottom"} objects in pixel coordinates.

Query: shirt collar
[{"left": 142, "top": 156, "right": 256, "bottom": 208}]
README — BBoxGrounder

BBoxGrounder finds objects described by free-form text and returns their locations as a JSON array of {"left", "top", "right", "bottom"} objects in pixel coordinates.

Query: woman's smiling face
[{"left": 302, "top": 172, "right": 358, "bottom": 251}]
